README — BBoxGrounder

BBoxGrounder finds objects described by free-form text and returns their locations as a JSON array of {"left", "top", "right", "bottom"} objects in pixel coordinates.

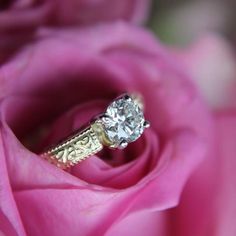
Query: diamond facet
[{"left": 101, "top": 94, "right": 146, "bottom": 148}]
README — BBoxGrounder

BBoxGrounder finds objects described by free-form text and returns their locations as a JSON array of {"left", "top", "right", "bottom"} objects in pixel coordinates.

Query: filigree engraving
[{"left": 43, "top": 126, "right": 103, "bottom": 168}]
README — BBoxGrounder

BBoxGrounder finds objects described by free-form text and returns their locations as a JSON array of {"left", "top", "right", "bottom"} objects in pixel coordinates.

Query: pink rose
[
  {"left": 0, "top": 23, "right": 211, "bottom": 235},
  {"left": 0, "top": 0, "right": 150, "bottom": 62}
]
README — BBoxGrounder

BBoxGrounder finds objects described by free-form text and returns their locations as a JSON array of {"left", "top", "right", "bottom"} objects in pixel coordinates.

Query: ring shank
[{"left": 41, "top": 126, "right": 103, "bottom": 169}]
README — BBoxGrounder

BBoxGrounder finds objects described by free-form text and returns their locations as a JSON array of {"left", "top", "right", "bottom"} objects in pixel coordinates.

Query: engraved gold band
[
  {"left": 41, "top": 124, "right": 104, "bottom": 169},
  {"left": 41, "top": 93, "right": 149, "bottom": 169}
]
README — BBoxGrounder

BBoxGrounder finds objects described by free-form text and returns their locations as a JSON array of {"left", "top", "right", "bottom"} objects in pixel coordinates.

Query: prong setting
[
  {"left": 119, "top": 140, "right": 128, "bottom": 149},
  {"left": 124, "top": 94, "right": 132, "bottom": 102},
  {"left": 144, "top": 120, "right": 150, "bottom": 128}
]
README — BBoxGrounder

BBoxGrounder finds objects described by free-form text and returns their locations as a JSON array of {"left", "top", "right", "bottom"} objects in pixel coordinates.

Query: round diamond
[{"left": 101, "top": 95, "right": 145, "bottom": 147}]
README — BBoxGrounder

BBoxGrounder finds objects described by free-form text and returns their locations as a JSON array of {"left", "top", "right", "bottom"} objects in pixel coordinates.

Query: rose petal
[
  {"left": 173, "top": 35, "right": 236, "bottom": 109},
  {"left": 167, "top": 113, "right": 236, "bottom": 236}
]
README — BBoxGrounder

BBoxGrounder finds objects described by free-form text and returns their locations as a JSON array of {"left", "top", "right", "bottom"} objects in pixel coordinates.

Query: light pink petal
[
  {"left": 0, "top": 127, "right": 26, "bottom": 236},
  {"left": 168, "top": 113, "right": 236, "bottom": 236},
  {"left": 106, "top": 211, "right": 166, "bottom": 235},
  {"left": 14, "top": 188, "right": 123, "bottom": 236},
  {"left": 173, "top": 35, "right": 236, "bottom": 109}
]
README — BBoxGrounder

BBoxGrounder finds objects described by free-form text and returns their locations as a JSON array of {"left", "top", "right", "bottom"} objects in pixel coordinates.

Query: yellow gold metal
[
  {"left": 42, "top": 125, "right": 103, "bottom": 169},
  {"left": 91, "top": 122, "right": 113, "bottom": 147}
]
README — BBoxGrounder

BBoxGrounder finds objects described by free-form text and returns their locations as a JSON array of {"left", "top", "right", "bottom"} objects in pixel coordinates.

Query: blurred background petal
[
  {"left": 149, "top": 0, "right": 234, "bottom": 45},
  {"left": 172, "top": 35, "right": 236, "bottom": 109}
]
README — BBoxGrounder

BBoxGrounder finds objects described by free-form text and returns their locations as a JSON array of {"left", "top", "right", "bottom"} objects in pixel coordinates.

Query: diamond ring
[{"left": 41, "top": 93, "right": 150, "bottom": 169}]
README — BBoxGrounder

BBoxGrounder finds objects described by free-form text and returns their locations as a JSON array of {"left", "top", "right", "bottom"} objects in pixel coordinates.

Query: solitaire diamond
[{"left": 101, "top": 94, "right": 148, "bottom": 149}]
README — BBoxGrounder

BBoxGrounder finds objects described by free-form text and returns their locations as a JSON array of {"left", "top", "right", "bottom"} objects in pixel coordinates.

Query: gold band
[{"left": 42, "top": 125, "right": 103, "bottom": 169}]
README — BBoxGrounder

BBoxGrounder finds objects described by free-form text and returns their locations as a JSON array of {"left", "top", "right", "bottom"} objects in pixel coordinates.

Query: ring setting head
[{"left": 96, "top": 94, "right": 150, "bottom": 149}]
